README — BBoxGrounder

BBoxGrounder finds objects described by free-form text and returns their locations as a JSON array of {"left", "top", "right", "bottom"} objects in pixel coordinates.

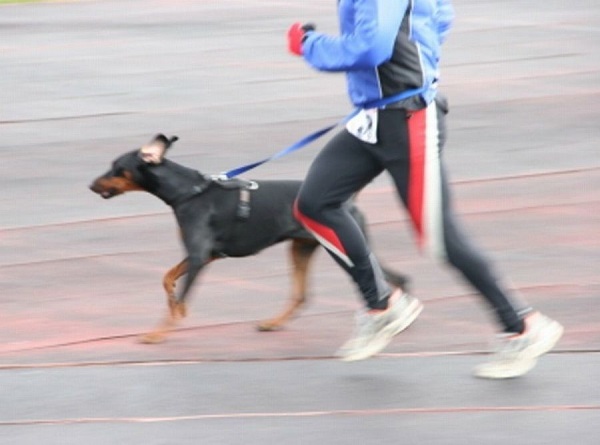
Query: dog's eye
[{"left": 114, "top": 167, "right": 125, "bottom": 177}]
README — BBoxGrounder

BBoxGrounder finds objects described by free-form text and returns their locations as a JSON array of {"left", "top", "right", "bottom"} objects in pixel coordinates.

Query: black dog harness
[
  {"left": 171, "top": 173, "right": 258, "bottom": 222},
  {"left": 211, "top": 176, "right": 258, "bottom": 220},
  {"left": 210, "top": 177, "right": 259, "bottom": 258}
]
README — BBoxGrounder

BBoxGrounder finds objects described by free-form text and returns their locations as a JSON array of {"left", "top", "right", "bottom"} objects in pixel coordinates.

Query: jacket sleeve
[
  {"left": 302, "top": 0, "right": 409, "bottom": 72},
  {"left": 436, "top": 0, "right": 454, "bottom": 44}
]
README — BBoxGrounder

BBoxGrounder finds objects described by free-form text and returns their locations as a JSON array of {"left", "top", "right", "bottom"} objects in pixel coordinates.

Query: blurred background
[{"left": 0, "top": 0, "right": 599, "bottom": 442}]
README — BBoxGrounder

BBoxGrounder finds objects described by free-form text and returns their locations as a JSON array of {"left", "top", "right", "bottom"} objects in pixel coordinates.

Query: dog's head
[{"left": 89, "top": 134, "right": 178, "bottom": 199}]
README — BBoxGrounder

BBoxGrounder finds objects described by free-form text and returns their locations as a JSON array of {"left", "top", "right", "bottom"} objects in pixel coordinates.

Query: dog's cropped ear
[
  {"left": 139, "top": 134, "right": 179, "bottom": 164},
  {"left": 153, "top": 134, "right": 179, "bottom": 150}
]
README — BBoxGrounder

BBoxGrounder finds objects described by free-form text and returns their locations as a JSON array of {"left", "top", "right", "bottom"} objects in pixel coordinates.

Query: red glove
[{"left": 287, "top": 22, "right": 315, "bottom": 56}]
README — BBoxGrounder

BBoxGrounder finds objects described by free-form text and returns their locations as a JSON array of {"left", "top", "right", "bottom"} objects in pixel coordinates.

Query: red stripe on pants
[
  {"left": 407, "top": 108, "right": 427, "bottom": 246},
  {"left": 293, "top": 200, "right": 347, "bottom": 256}
]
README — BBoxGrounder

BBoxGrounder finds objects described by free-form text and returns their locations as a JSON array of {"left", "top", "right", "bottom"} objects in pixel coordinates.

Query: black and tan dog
[{"left": 89, "top": 134, "right": 408, "bottom": 343}]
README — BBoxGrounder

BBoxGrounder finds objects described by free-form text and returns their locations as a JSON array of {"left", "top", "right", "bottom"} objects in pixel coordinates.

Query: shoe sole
[
  {"left": 340, "top": 299, "right": 423, "bottom": 362},
  {"left": 473, "top": 357, "right": 538, "bottom": 379}
]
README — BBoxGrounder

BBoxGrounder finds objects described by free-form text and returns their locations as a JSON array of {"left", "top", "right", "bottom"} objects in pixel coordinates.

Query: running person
[{"left": 286, "top": 0, "right": 563, "bottom": 378}]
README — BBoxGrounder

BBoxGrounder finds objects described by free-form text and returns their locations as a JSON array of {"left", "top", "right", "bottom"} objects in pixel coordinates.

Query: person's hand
[{"left": 287, "top": 22, "right": 315, "bottom": 56}]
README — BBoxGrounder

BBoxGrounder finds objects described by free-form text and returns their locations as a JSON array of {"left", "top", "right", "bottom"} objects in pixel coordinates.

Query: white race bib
[{"left": 345, "top": 108, "right": 378, "bottom": 144}]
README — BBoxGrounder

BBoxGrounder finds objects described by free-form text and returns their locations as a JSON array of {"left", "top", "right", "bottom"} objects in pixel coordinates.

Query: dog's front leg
[
  {"left": 139, "top": 258, "right": 189, "bottom": 344},
  {"left": 140, "top": 252, "right": 212, "bottom": 344},
  {"left": 164, "top": 258, "right": 189, "bottom": 319}
]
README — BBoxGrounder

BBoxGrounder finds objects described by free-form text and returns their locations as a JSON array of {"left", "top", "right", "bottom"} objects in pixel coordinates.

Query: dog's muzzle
[{"left": 89, "top": 182, "right": 119, "bottom": 199}]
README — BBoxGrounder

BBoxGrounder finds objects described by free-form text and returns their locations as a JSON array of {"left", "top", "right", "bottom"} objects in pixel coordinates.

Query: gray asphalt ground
[{"left": 1, "top": 0, "right": 599, "bottom": 443}]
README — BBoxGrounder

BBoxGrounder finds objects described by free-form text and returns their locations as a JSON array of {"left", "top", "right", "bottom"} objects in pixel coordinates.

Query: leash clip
[{"left": 212, "top": 173, "right": 229, "bottom": 182}]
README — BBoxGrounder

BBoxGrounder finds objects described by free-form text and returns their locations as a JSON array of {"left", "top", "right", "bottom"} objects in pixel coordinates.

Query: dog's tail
[
  {"left": 382, "top": 266, "right": 410, "bottom": 292},
  {"left": 347, "top": 202, "right": 411, "bottom": 292}
]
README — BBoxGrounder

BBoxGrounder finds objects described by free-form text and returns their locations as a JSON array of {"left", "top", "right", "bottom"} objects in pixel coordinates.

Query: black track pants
[{"left": 295, "top": 100, "right": 529, "bottom": 332}]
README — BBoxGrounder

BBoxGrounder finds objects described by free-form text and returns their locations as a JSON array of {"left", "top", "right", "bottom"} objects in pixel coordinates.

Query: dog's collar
[
  {"left": 169, "top": 174, "right": 259, "bottom": 208},
  {"left": 169, "top": 173, "right": 214, "bottom": 207}
]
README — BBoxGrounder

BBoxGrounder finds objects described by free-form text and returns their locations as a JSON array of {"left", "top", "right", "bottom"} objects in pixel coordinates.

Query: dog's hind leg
[
  {"left": 257, "top": 239, "right": 319, "bottom": 331},
  {"left": 139, "top": 258, "right": 189, "bottom": 344}
]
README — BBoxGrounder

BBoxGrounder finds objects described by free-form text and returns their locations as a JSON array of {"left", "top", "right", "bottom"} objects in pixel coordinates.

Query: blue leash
[{"left": 221, "top": 87, "right": 426, "bottom": 179}]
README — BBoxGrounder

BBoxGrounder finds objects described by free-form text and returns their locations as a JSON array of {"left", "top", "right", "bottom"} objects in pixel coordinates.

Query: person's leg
[
  {"left": 295, "top": 128, "right": 423, "bottom": 361},
  {"left": 439, "top": 168, "right": 532, "bottom": 331},
  {"left": 295, "top": 129, "right": 392, "bottom": 310},
  {"left": 382, "top": 102, "right": 529, "bottom": 332},
  {"left": 382, "top": 100, "right": 563, "bottom": 378}
]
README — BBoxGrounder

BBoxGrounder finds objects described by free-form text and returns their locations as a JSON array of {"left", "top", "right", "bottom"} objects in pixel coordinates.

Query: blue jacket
[{"left": 302, "top": 0, "right": 454, "bottom": 108}]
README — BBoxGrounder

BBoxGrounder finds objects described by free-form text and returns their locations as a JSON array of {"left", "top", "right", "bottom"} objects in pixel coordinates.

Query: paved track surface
[{"left": 1, "top": 0, "right": 599, "bottom": 443}]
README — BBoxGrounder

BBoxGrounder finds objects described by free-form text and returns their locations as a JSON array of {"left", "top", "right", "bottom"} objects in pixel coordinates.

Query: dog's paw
[
  {"left": 138, "top": 331, "right": 167, "bottom": 344},
  {"left": 256, "top": 320, "right": 284, "bottom": 332},
  {"left": 168, "top": 300, "right": 187, "bottom": 319}
]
